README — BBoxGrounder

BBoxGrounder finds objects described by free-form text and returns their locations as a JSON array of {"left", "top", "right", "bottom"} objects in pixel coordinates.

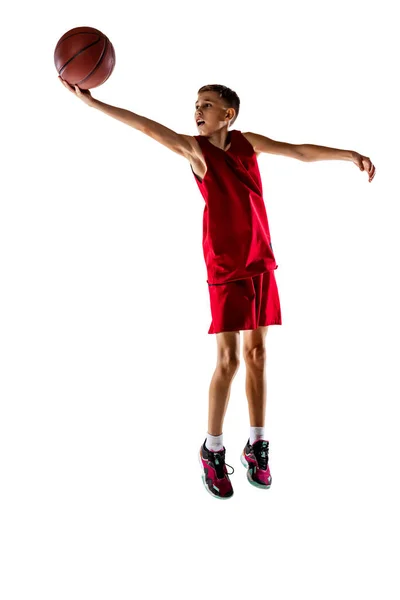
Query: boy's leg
[
  {"left": 208, "top": 331, "right": 240, "bottom": 435},
  {"left": 241, "top": 326, "right": 272, "bottom": 489},
  {"left": 242, "top": 326, "right": 268, "bottom": 427},
  {"left": 199, "top": 331, "right": 239, "bottom": 500}
]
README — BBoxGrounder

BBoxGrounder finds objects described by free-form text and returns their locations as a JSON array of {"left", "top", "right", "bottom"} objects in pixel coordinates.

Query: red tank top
[{"left": 191, "top": 129, "right": 278, "bottom": 285}]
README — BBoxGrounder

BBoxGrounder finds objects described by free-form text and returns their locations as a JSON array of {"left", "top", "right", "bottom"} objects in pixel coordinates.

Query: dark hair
[{"left": 197, "top": 84, "right": 240, "bottom": 126}]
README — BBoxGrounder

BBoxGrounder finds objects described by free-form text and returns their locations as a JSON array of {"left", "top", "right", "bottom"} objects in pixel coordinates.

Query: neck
[{"left": 205, "top": 127, "right": 232, "bottom": 150}]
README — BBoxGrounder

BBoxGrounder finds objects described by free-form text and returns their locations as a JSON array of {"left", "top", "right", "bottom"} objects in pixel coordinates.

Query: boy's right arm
[
  {"left": 59, "top": 77, "right": 197, "bottom": 161},
  {"left": 92, "top": 98, "right": 196, "bottom": 160}
]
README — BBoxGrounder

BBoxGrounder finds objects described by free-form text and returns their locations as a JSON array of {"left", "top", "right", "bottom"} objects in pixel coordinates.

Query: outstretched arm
[
  {"left": 243, "top": 131, "right": 376, "bottom": 182},
  {"left": 59, "top": 78, "right": 196, "bottom": 161}
]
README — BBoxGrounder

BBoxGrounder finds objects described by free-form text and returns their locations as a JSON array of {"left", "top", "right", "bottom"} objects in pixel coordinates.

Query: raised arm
[
  {"left": 243, "top": 131, "right": 376, "bottom": 182},
  {"left": 59, "top": 77, "right": 197, "bottom": 161},
  {"left": 243, "top": 132, "right": 304, "bottom": 160}
]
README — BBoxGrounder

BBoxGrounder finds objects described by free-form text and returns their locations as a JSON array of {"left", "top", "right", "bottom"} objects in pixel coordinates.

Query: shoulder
[
  {"left": 179, "top": 134, "right": 204, "bottom": 161},
  {"left": 179, "top": 134, "right": 207, "bottom": 175},
  {"left": 237, "top": 131, "right": 261, "bottom": 157}
]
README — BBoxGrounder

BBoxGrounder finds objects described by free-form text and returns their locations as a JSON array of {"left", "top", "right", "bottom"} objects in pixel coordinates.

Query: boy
[{"left": 59, "top": 78, "right": 376, "bottom": 500}]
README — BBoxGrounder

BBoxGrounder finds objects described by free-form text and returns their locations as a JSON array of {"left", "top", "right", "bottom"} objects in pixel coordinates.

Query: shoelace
[
  {"left": 211, "top": 451, "right": 235, "bottom": 478},
  {"left": 253, "top": 441, "right": 269, "bottom": 470}
]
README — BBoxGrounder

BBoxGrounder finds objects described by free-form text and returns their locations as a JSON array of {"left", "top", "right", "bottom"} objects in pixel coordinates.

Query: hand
[
  {"left": 351, "top": 151, "right": 376, "bottom": 183},
  {"left": 58, "top": 76, "right": 94, "bottom": 107}
]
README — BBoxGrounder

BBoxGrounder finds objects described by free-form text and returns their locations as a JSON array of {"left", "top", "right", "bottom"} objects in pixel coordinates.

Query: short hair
[{"left": 197, "top": 84, "right": 240, "bottom": 126}]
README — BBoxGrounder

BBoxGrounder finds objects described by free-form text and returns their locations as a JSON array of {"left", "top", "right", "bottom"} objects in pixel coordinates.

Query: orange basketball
[{"left": 54, "top": 26, "right": 115, "bottom": 90}]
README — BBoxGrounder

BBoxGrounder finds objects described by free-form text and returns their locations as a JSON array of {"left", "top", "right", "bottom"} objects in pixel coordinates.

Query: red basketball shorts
[{"left": 207, "top": 269, "right": 282, "bottom": 334}]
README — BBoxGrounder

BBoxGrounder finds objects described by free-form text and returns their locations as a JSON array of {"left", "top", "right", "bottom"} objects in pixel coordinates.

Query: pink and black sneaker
[
  {"left": 240, "top": 439, "right": 272, "bottom": 488},
  {"left": 199, "top": 440, "right": 234, "bottom": 499}
]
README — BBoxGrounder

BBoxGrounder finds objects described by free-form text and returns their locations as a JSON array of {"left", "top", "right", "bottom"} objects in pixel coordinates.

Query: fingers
[
  {"left": 366, "top": 158, "right": 375, "bottom": 182},
  {"left": 59, "top": 76, "right": 72, "bottom": 91},
  {"left": 360, "top": 155, "right": 376, "bottom": 182},
  {"left": 369, "top": 164, "right": 376, "bottom": 182},
  {"left": 58, "top": 76, "right": 79, "bottom": 94}
]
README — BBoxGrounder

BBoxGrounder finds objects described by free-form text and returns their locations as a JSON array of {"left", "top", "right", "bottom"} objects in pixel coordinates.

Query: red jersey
[{"left": 191, "top": 129, "right": 278, "bottom": 285}]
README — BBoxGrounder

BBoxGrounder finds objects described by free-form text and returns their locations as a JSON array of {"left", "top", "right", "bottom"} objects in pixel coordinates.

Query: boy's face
[{"left": 195, "top": 91, "right": 235, "bottom": 134}]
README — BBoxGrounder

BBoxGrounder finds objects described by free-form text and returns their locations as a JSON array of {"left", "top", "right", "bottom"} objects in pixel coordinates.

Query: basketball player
[{"left": 59, "top": 77, "right": 376, "bottom": 499}]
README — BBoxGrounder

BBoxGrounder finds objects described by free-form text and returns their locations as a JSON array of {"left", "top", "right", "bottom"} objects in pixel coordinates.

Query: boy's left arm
[{"left": 243, "top": 132, "right": 376, "bottom": 183}]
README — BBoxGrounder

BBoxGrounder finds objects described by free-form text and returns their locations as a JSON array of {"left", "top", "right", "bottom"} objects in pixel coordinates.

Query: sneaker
[
  {"left": 240, "top": 439, "right": 272, "bottom": 488},
  {"left": 199, "top": 440, "right": 234, "bottom": 499}
]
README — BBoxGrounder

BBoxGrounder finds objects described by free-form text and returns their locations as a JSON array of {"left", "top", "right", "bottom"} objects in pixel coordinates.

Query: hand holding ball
[{"left": 58, "top": 77, "right": 94, "bottom": 105}]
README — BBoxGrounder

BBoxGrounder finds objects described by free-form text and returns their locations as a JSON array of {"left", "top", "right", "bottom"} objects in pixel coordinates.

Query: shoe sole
[
  {"left": 240, "top": 453, "right": 272, "bottom": 489},
  {"left": 198, "top": 451, "right": 233, "bottom": 500}
]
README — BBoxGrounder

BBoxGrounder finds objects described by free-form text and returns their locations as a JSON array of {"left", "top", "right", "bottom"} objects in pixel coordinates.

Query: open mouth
[{"left": 197, "top": 120, "right": 205, "bottom": 127}]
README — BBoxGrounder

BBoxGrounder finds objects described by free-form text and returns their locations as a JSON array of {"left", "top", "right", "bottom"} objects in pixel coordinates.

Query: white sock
[
  {"left": 250, "top": 426, "right": 266, "bottom": 445},
  {"left": 206, "top": 433, "right": 224, "bottom": 452}
]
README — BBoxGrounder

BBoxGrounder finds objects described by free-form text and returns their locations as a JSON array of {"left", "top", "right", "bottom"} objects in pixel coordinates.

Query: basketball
[{"left": 54, "top": 26, "right": 115, "bottom": 90}]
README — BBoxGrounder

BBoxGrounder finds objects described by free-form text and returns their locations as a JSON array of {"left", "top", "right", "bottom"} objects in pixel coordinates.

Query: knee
[
  {"left": 217, "top": 351, "right": 240, "bottom": 376},
  {"left": 244, "top": 345, "right": 266, "bottom": 370}
]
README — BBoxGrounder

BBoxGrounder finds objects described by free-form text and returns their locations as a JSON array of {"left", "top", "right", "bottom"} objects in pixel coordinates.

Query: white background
[{"left": 1, "top": 0, "right": 399, "bottom": 598}]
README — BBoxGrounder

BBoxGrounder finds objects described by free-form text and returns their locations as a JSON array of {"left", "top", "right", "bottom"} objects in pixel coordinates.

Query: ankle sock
[
  {"left": 250, "top": 426, "right": 266, "bottom": 445},
  {"left": 206, "top": 433, "right": 224, "bottom": 452}
]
